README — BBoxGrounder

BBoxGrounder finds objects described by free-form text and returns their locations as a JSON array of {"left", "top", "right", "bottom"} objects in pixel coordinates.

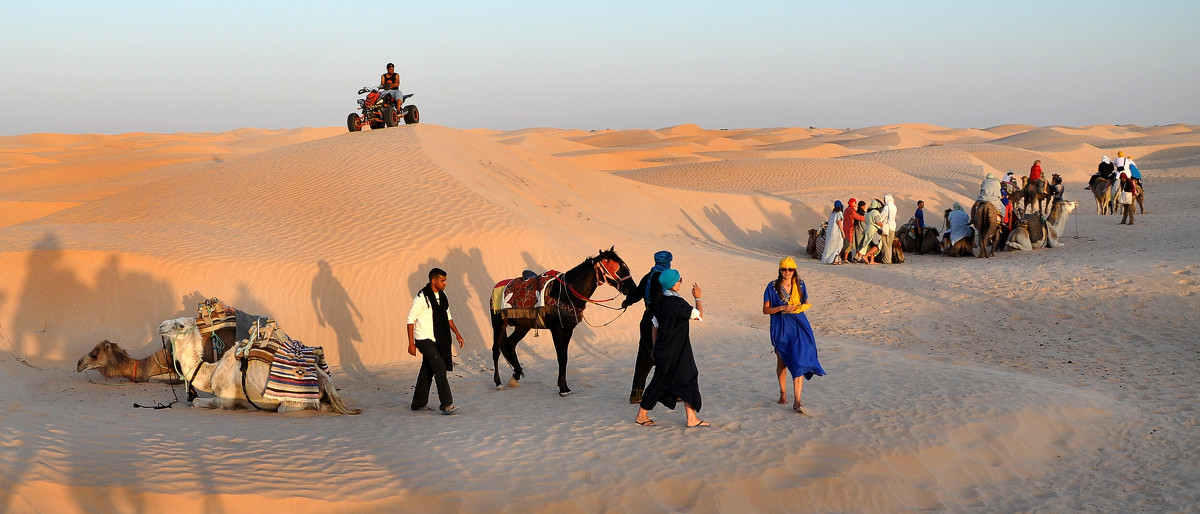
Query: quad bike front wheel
[
  {"left": 347, "top": 113, "right": 362, "bottom": 132},
  {"left": 382, "top": 105, "right": 399, "bottom": 127},
  {"left": 404, "top": 105, "right": 420, "bottom": 124}
]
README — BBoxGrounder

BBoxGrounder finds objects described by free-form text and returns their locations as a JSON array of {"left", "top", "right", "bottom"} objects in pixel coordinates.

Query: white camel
[
  {"left": 1014, "top": 200, "right": 1077, "bottom": 251},
  {"left": 157, "top": 317, "right": 360, "bottom": 414}
]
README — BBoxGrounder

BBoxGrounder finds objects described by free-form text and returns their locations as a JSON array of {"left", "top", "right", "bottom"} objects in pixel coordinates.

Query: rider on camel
[{"left": 1029, "top": 160, "right": 1046, "bottom": 195}]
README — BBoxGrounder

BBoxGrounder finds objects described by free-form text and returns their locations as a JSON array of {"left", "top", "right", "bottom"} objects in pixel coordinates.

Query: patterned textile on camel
[{"left": 234, "top": 320, "right": 331, "bottom": 408}]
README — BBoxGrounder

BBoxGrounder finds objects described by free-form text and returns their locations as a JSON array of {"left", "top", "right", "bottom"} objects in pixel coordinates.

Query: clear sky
[{"left": 2, "top": 1, "right": 1197, "bottom": 134}]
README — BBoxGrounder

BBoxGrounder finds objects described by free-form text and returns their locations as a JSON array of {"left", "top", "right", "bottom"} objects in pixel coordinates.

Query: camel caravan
[
  {"left": 806, "top": 167, "right": 1083, "bottom": 262},
  {"left": 77, "top": 297, "right": 360, "bottom": 414}
]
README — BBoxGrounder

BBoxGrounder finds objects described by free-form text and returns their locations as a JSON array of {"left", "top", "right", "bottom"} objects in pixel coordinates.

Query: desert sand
[{"left": 1, "top": 122, "right": 1197, "bottom": 512}]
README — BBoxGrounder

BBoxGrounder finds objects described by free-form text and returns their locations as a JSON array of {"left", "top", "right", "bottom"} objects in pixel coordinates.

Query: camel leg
[{"left": 551, "top": 327, "right": 575, "bottom": 396}]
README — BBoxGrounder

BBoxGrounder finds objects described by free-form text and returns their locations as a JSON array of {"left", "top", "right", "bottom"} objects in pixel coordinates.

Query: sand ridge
[{"left": 1, "top": 122, "right": 1198, "bottom": 511}]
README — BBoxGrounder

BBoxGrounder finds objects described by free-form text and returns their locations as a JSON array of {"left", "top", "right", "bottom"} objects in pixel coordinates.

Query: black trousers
[
  {"left": 411, "top": 339, "right": 452, "bottom": 410},
  {"left": 630, "top": 311, "right": 655, "bottom": 393}
]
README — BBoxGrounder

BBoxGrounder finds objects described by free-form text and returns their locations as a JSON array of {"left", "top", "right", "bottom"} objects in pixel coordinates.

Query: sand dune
[{"left": 1, "top": 122, "right": 1197, "bottom": 512}]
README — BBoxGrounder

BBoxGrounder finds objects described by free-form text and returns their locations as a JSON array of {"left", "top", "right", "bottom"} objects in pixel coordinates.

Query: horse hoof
[
  {"left": 559, "top": 391, "right": 571, "bottom": 397},
  {"left": 507, "top": 377, "right": 520, "bottom": 388},
  {"left": 495, "top": 385, "right": 505, "bottom": 391}
]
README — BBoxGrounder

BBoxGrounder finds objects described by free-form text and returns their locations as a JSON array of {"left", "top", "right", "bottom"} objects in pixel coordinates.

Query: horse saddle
[{"left": 492, "top": 270, "right": 561, "bottom": 318}]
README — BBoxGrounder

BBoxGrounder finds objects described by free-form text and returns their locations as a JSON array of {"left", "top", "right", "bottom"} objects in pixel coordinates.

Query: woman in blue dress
[{"left": 763, "top": 257, "right": 825, "bottom": 413}]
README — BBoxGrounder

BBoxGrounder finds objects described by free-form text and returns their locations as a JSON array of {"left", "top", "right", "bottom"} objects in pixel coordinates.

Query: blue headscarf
[
  {"left": 644, "top": 251, "right": 673, "bottom": 305},
  {"left": 652, "top": 251, "right": 672, "bottom": 270},
  {"left": 834, "top": 200, "right": 843, "bottom": 210},
  {"left": 658, "top": 268, "right": 681, "bottom": 292}
]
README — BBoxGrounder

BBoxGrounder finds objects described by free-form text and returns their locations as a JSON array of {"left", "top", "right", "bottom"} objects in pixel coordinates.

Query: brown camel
[
  {"left": 1020, "top": 176, "right": 1051, "bottom": 214},
  {"left": 899, "top": 222, "right": 941, "bottom": 255},
  {"left": 1134, "top": 181, "right": 1145, "bottom": 214},
  {"left": 77, "top": 340, "right": 180, "bottom": 383},
  {"left": 1091, "top": 176, "right": 1114, "bottom": 215},
  {"left": 972, "top": 201, "right": 1003, "bottom": 258},
  {"left": 805, "top": 228, "right": 819, "bottom": 259}
]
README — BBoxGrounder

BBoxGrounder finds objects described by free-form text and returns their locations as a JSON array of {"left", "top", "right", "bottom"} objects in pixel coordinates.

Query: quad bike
[{"left": 347, "top": 87, "right": 419, "bottom": 132}]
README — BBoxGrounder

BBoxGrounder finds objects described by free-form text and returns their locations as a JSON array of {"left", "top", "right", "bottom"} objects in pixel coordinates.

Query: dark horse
[
  {"left": 491, "top": 247, "right": 637, "bottom": 396},
  {"left": 972, "top": 201, "right": 1003, "bottom": 258}
]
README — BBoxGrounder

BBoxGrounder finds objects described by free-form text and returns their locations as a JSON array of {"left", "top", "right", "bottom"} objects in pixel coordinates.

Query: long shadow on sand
[{"left": 311, "top": 259, "right": 370, "bottom": 378}]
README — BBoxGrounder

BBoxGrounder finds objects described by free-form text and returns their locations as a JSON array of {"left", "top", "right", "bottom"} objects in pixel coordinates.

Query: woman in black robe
[{"left": 634, "top": 268, "right": 709, "bottom": 428}]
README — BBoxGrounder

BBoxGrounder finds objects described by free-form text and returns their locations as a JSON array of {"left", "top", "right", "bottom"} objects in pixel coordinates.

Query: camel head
[
  {"left": 77, "top": 340, "right": 129, "bottom": 373},
  {"left": 158, "top": 317, "right": 203, "bottom": 369}
]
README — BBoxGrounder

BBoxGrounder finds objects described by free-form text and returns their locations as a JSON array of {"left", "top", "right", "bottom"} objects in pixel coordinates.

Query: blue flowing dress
[{"left": 764, "top": 282, "right": 826, "bottom": 380}]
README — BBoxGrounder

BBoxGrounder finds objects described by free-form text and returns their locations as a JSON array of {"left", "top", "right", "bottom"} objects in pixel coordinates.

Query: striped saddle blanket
[
  {"left": 491, "top": 270, "right": 560, "bottom": 319},
  {"left": 236, "top": 328, "right": 331, "bottom": 407}
]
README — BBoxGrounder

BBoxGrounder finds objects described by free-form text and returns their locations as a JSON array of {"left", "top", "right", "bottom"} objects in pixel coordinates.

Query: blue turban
[
  {"left": 658, "top": 268, "right": 681, "bottom": 291},
  {"left": 653, "top": 250, "right": 672, "bottom": 268}
]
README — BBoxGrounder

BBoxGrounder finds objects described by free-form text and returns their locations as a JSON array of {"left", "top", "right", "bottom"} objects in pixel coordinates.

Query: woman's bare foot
[
  {"left": 777, "top": 392, "right": 787, "bottom": 405},
  {"left": 793, "top": 400, "right": 808, "bottom": 414}
]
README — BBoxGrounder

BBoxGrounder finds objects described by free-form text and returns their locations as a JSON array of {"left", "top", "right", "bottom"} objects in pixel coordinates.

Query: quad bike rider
[{"left": 347, "top": 62, "right": 420, "bottom": 132}]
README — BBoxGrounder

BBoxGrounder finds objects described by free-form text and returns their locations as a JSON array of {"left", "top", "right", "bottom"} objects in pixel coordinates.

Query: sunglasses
[{"left": 779, "top": 268, "right": 796, "bottom": 272}]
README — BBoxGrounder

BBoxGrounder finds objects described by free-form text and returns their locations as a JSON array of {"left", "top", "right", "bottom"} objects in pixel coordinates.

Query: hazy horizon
[{"left": 2, "top": 1, "right": 1197, "bottom": 135}]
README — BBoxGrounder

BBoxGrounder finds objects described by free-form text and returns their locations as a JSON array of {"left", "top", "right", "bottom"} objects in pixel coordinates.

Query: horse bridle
[{"left": 594, "top": 257, "right": 630, "bottom": 289}]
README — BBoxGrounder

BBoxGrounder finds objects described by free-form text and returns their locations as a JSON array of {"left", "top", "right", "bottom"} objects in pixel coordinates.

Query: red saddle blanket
[{"left": 491, "top": 270, "right": 560, "bottom": 314}]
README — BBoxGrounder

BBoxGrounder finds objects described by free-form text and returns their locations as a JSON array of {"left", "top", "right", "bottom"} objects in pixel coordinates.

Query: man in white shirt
[{"left": 407, "top": 267, "right": 466, "bottom": 415}]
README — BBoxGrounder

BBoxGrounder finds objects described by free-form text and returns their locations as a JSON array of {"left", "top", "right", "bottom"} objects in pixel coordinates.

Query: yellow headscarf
[{"left": 778, "top": 257, "right": 803, "bottom": 306}]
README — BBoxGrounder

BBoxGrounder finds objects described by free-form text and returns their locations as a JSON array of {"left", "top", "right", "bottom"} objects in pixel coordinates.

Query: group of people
[
  {"left": 1089, "top": 152, "right": 1143, "bottom": 225},
  {"left": 404, "top": 251, "right": 827, "bottom": 428},
  {"left": 821, "top": 194, "right": 910, "bottom": 265},
  {"left": 628, "top": 252, "right": 826, "bottom": 426}
]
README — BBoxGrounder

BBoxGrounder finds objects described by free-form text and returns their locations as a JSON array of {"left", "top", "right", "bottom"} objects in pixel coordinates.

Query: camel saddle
[
  {"left": 1032, "top": 177, "right": 1048, "bottom": 195},
  {"left": 971, "top": 201, "right": 1002, "bottom": 225},
  {"left": 195, "top": 297, "right": 236, "bottom": 335},
  {"left": 492, "top": 270, "right": 562, "bottom": 320},
  {"left": 233, "top": 320, "right": 331, "bottom": 406}
]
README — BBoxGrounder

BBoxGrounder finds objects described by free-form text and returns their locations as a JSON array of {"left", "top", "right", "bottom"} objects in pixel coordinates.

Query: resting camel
[
  {"left": 1024, "top": 200, "right": 1078, "bottom": 249},
  {"left": 158, "top": 317, "right": 360, "bottom": 414},
  {"left": 77, "top": 340, "right": 180, "bottom": 383},
  {"left": 1006, "top": 218, "right": 1043, "bottom": 251},
  {"left": 899, "top": 221, "right": 941, "bottom": 255}
]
